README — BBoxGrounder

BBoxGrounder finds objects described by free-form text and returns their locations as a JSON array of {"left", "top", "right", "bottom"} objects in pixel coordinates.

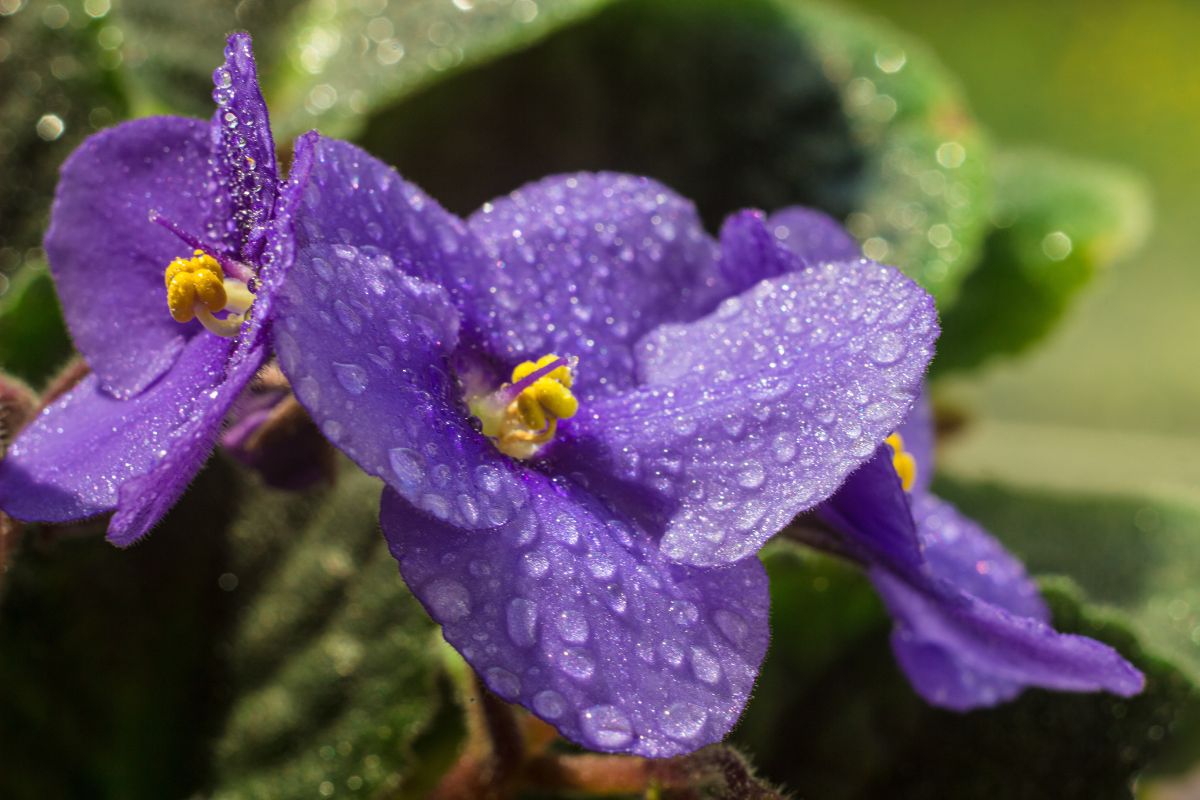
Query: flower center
[
  {"left": 885, "top": 432, "right": 917, "bottom": 492},
  {"left": 467, "top": 353, "right": 579, "bottom": 460},
  {"left": 163, "top": 250, "right": 255, "bottom": 338}
]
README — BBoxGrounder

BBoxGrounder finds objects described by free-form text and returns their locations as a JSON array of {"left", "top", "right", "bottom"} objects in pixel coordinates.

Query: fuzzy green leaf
[{"left": 934, "top": 149, "right": 1151, "bottom": 373}]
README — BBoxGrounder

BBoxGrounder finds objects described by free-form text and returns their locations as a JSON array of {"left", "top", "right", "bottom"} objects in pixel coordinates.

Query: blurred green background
[{"left": 843, "top": 0, "right": 1200, "bottom": 504}]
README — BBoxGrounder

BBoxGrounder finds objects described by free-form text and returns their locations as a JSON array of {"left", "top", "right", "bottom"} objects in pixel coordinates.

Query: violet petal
[
  {"left": 872, "top": 567, "right": 1144, "bottom": 710},
  {"left": 380, "top": 479, "right": 769, "bottom": 757},
  {"left": 273, "top": 238, "right": 524, "bottom": 530},
  {"left": 44, "top": 116, "right": 216, "bottom": 398},
  {"left": 210, "top": 32, "right": 278, "bottom": 260},
  {"left": 767, "top": 206, "right": 861, "bottom": 263},
  {"left": 557, "top": 261, "right": 938, "bottom": 567},
  {"left": 467, "top": 173, "right": 727, "bottom": 395},
  {"left": 0, "top": 333, "right": 235, "bottom": 525}
]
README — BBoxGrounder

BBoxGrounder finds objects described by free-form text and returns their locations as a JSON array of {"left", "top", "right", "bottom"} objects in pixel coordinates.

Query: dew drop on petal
[
  {"left": 533, "top": 690, "right": 566, "bottom": 719},
  {"left": 424, "top": 578, "right": 470, "bottom": 622},
  {"left": 485, "top": 667, "right": 521, "bottom": 699},
  {"left": 581, "top": 705, "right": 633, "bottom": 749},
  {"left": 388, "top": 447, "right": 425, "bottom": 487},
  {"left": 661, "top": 702, "right": 707, "bottom": 740},
  {"left": 333, "top": 362, "right": 368, "bottom": 395},
  {"left": 506, "top": 598, "right": 538, "bottom": 647}
]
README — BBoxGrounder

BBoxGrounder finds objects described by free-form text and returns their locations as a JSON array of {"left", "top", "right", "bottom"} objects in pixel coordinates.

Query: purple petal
[
  {"left": 814, "top": 445, "right": 924, "bottom": 575},
  {"left": 766, "top": 206, "right": 861, "bottom": 263},
  {"left": 0, "top": 333, "right": 235, "bottom": 528},
  {"left": 380, "top": 479, "right": 769, "bottom": 757},
  {"left": 912, "top": 491, "right": 1048, "bottom": 621},
  {"left": 718, "top": 208, "right": 862, "bottom": 296},
  {"left": 872, "top": 567, "right": 1144, "bottom": 710},
  {"left": 555, "top": 261, "right": 938, "bottom": 567},
  {"left": 717, "top": 210, "right": 796, "bottom": 296},
  {"left": 210, "top": 33, "right": 277, "bottom": 261},
  {"left": 272, "top": 234, "right": 524, "bottom": 530},
  {"left": 467, "top": 173, "right": 726, "bottom": 395},
  {"left": 44, "top": 117, "right": 217, "bottom": 398}
]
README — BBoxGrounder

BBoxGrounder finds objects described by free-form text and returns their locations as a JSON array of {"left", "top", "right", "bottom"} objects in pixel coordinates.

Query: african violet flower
[
  {"left": 815, "top": 393, "right": 1144, "bottom": 708},
  {"left": 270, "top": 134, "right": 938, "bottom": 756},
  {"left": 0, "top": 35, "right": 313, "bottom": 544}
]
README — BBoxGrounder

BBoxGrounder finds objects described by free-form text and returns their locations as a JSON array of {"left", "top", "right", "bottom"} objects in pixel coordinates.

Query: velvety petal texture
[
  {"left": 210, "top": 32, "right": 279, "bottom": 260},
  {"left": 558, "top": 260, "right": 938, "bottom": 567},
  {"left": 44, "top": 117, "right": 215, "bottom": 397},
  {"left": 0, "top": 34, "right": 301, "bottom": 544},
  {"left": 381, "top": 479, "right": 769, "bottom": 757},
  {"left": 767, "top": 206, "right": 861, "bottom": 264},
  {"left": 467, "top": 173, "right": 726, "bottom": 395},
  {"left": 816, "top": 399, "right": 1144, "bottom": 709},
  {"left": 274, "top": 133, "right": 953, "bottom": 752},
  {"left": 0, "top": 335, "right": 233, "bottom": 525}
]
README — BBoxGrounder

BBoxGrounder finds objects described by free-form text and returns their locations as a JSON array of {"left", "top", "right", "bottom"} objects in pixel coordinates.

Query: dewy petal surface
[
  {"left": 467, "top": 173, "right": 726, "bottom": 395},
  {"left": 717, "top": 207, "right": 861, "bottom": 296},
  {"left": 210, "top": 32, "right": 278, "bottom": 260},
  {"left": 44, "top": 116, "right": 217, "bottom": 398},
  {"left": 380, "top": 479, "right": 769, "bottom": 757},
  {"left": 273, "top": 238, "right": 524, "bottom": 530},
  {"left": 0, "top": 333, "right": 235, "bottom": 525},
  {"left": 104, "top": 138, "right": 312, "bottom": 545},
  {"left": 284, "top": 136, "right": 488, "bottom": 327},
  {"left": 872, "top": 568, "right": 1144, "bottom": 710},
  {"left": 557, "top": 260, "right": 938, "bottom": 567},
  {"left": 911, "top": 491, "right": 1048, "bottom": 621}
]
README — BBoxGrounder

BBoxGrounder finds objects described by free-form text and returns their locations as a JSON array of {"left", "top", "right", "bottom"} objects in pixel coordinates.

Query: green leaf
[
  {"left": 210, "top": 466, "right": 458, "bottom": 799},
  {"left": 0, "top": 266, "right": 72, "bottom": 387},
  {"left": 0, "top": 461, "right": 460, "bottom": 799},
  {"left": 732, "top": 543, "right": 1199, "bottom": 799},
  {"left": 934, "top": 149, "right": 1151, "bottom": 373},
  {"left": 350, "top": 0, "right": 990, "bottom": 303}
]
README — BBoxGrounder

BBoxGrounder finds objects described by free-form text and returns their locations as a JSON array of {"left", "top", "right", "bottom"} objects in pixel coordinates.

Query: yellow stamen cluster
[
  {"left": 885, "top": 432, "right": 917, "bottom": 492},
  {"left": 165, "top": 250, "right": 226, "bottom": 323},
  {"left": 163, "top": 250, "right": 255, "bottom": 338},
  {"left": 471, "top": 354, "right": 579, "bottom": 460}
]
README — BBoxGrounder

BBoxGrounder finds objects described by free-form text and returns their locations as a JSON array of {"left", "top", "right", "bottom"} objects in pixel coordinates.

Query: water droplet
[
  {"left": 506, "top": 598, "right": 538, "bottom": 647},
  {"left": 333, "top": 362, "right": 368, "bottom": 395},
  {"left": 714, "top": 609, "right": 749, "bottom": 646},
  {"left": 555, "top": 610, "right": 590, "bottom": 643},
  {"left": 736, "top": 462, "right": 765, "bottom": 489},
  {"left": 522, "top": 551, "right": 550, "bottom": 578},
  {"left": 486, "top": 667, "right": 521, "bottom": 699},
  {"left": 661, "top": 702, "right": 707, "bottom": 740},
  {"left": 870, "top": 331, "right": 904, "bottom": 364},
  {"left": 580, "top": 705, "right": 633, "bottom": 749},
  {"left": 668, "top": 599, "right": 699, "bottom": 627},
  {"left": 533, "top": 690, "right": 565, "bottom": 719},
  {"left": 424, "top": 578, "right": 470, "bottom": 622},
  {"left": 690, "top": 647, "right": 721, "bottom": 684},
  {"left": 559, "top": 648, "right": 595, "bottom": 680},
  {"left": 334, "top": 299, "right": 362, "bottom": 333},
  {"left": 475, "top": 464, "right": 503, "bottom": 493},
  {"left": 457, "top": 494, "right": 479, "bottom": 525},
  {"left": 388, "top": 447, "right": 424, "bottom": 487}
]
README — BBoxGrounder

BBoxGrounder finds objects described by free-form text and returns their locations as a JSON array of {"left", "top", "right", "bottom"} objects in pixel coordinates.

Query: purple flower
[
  {"left": 0, "top": 34, "right": 313, "bottom": 545},
  {"left": 271, "top": 135, "right": 938, "bottom": 755},
  {"left": 815, "top": 393, "right": 1144, "bottom": 708}
]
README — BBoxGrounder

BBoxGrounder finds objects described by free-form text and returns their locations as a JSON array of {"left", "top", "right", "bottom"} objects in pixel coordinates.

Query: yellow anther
[
  {"left": 162, "top": 249, "right": 253, "bottom": 337},
  {"left": 885, "top": 432, "right": 917, "bottom": 492},
  {"left": 468, "top": 353, "right": 579, "bottom": 460}
]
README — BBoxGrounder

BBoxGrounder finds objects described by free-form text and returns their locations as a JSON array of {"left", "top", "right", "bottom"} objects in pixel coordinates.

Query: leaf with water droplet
[
  {"left": 355, "top": 0, "right": 989, "bottom": 305},
  {"left": 935, "top": 149, "right": 1151, "bottom": 373}
]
